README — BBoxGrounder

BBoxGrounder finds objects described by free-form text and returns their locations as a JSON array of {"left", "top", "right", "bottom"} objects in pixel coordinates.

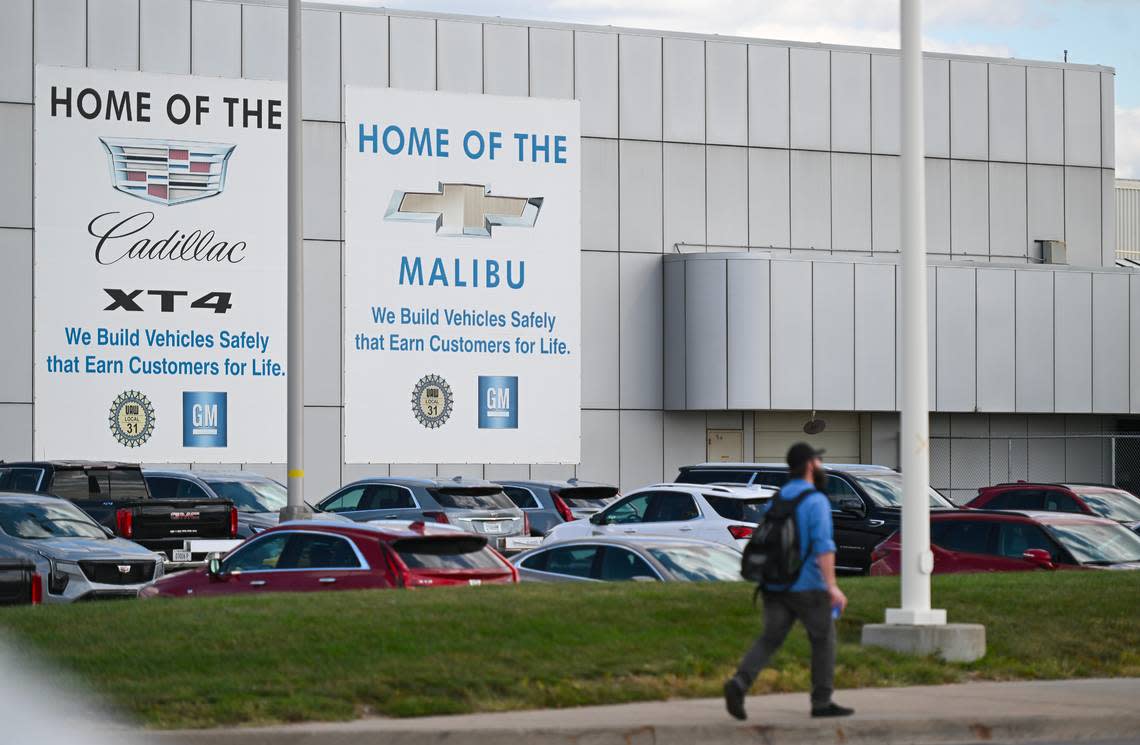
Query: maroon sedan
[
  {"left": 140, "top": 521, "right": 518, "bottom": 598},
  {"left": 967, "top": 482, "right": 1140, "bottom": 531},
  {"left": 870, "top": 510, "right": 1140, "bottom": 576}
]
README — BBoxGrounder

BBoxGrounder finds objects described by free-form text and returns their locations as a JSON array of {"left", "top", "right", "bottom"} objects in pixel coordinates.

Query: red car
[
  {"left": 140, "top": 521, "right": 517, "bottom": 598},
  {"left": 870, "top": 510, "right": 1140, "bottom": 576},
  {"left": 967, "top": 482, "right": 1140, "bottom": 531}
]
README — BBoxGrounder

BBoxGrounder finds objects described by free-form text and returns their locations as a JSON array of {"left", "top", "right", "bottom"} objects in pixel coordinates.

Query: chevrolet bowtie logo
[{"left": 384, "top": 183, "right": 543, "bottom": 237}]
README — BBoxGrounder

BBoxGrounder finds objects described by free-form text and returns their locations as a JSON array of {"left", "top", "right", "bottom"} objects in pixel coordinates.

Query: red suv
[
  {"left": 967, "top": 482, "right": 1140, "bottom": 531},
  {"left": 870, "top": 510, "right": 1140, "bottom": 575},
  {"left": 141, "top": 521, "right": 518, "bottom": 598}
]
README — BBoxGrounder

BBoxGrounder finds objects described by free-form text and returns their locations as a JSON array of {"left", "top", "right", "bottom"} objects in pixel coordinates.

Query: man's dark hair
[{"left": 786, "top": 442, "right": 824, "bottom": 477}]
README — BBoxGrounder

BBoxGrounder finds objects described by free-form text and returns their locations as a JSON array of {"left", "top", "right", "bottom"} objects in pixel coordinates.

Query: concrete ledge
[{"left": 861, "top": 623, "right": 986, "bottom": 662}]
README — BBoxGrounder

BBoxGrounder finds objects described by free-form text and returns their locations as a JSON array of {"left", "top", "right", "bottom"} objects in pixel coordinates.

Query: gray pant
[{"left": 733, "top": 590, "right": 836, "bottom": 707}]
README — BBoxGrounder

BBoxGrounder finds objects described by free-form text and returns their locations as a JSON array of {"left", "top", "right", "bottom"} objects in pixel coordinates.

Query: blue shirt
[{"left": 763, "top": 478, "right": 837, "bottom": 593}]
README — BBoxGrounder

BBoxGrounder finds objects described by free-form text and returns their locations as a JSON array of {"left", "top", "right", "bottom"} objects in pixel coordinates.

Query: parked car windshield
[
  {"left": 429, "top": 487, "right": 516, "bottom": 510},
  {"left": 648, "top": 544, "right": 743, "bottom": 581},
  {"left": 1072, "top": 490, "right": 1140, "bottom": 522},
  {"left": 206, "top": 479, "right": 287, "bottom": 513},
  {"left": 557, "top": 487, "right": 619, "bottom": 509},
  {"left": 849, "top": 472, "right": 954, "bottom": 509},
  {"left": 1046, "top": 522, "right": 1140, "bottom": 564},
  {"left": 0, "top": 501, "right": 107, "bottom": 540},
  {"left": 703, "top": 495, "right": 769, "bottom": 523},
  {"left": 392, "top": 537, "right": 505, "bottom": 570}
]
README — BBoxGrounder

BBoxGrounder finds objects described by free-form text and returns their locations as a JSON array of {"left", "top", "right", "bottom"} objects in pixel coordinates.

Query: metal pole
[
  {"left": 886, "top": 0, "right": 944, "bottom": 626},
  {"left": 281, "top": 0, "right": 312, "bottom": 522}
]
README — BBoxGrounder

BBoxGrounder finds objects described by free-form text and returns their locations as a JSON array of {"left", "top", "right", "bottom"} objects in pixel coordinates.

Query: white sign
[
  {"left": 34, "top": 66, "right": 287, "bottom": 462},
  {"left": 344, "top": 88, "right": 581, "bottom": 464}
]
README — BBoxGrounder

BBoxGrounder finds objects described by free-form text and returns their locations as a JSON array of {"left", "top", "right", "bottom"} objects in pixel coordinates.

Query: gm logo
[
  {"left": 385, "top": 183, "right": 542, "bottom": 237},
  {"left": 478, "top": 376, "right": 518, "bottom": 429},
  {"left": 182, "top": 392, "right": 228, "bottom": 447}
]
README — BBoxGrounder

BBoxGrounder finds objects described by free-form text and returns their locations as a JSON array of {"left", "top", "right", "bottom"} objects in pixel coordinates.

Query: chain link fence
[{"left": 929, "top": 434, "right": 1140, "bottom": 505}]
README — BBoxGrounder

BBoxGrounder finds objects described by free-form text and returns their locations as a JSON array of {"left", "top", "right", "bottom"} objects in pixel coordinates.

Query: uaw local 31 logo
[
  {"left": 99, "top": 137, "right": 235, "bottom": 206},
  {"left": 109, "top": 390, "right": 156, "bottom": 448},
  {"left": 411, "top": 374, "right": 453, "bottom": 429}
]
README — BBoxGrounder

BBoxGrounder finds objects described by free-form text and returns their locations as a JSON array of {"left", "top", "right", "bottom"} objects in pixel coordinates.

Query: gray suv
[
  {"left": 314, "top": 477, "right": 527, "bottom": 551},
  {"left": 497, "top": 479, "right": 620, "bottom": 536}
]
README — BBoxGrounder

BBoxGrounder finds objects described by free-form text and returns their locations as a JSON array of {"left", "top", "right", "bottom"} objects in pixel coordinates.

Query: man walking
[{"left": 724, "top": 443, "right": 853, "bottom": 720}]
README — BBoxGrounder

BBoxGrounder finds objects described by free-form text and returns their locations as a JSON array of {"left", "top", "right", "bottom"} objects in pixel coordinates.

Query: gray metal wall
[
  {"left": 1119, "top": 179, "right": 1140, "bottom": 257},
  {"left": 0, "top": 0, "right": 1121, "bottom": 495}
]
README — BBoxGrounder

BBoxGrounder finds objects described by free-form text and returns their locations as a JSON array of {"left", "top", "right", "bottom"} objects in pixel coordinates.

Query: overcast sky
[{"left": 322, "top": 0, "right": 1139, "bottom": 178}]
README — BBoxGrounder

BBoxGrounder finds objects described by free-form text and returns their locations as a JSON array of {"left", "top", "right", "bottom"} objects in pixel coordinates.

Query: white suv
[{"left": 541, "top": 483, "right": 775, "bottom": 550}]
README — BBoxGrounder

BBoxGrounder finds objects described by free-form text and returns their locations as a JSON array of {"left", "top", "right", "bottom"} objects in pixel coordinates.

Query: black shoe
[
  {"left": 811, "top": 702, "right": 854, "bottom": 718},
  {"left": 723, "top": 678, "right": 747, "bottom": 721}
]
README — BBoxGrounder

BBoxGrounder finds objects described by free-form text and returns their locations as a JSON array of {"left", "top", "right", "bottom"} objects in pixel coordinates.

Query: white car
[{"left": 541, "top": 483, "right": 774, "bottom": 550}]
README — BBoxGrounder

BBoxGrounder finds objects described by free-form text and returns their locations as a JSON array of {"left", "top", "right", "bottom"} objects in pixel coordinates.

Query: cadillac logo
[
  {"left": 99, "top": 137, "right": 236, "bottom": 206},
  {"left": 117, "top": 565, "right": 132, "bottom": 574}
]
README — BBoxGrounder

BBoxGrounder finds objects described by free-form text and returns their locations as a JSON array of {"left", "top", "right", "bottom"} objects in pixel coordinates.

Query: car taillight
[
  {"left": 551, "top": 492, "right": 575, "bottom": 523},
  {"left": 229, "top": 506, "right": 239, "bottom": 537},
  {"left": 30, "top": 573, "right": 42, "bottom": 605},
  {"left": 115, "top": 508, "right": 133, "bottom": 538},
  {"left": 382, "top": 545, "right": 409, "bottom": 588},
  {"left": 422, "top": 511, "right": 449, "bottom": 524},
  {"left": 728, "top": 525, "right": 754, "bottom": 540}
]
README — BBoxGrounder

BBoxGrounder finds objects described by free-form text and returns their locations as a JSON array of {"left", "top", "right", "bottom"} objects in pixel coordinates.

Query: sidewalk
[{"left": 154, "top": 678, "right": 1140, "bottom": 745}]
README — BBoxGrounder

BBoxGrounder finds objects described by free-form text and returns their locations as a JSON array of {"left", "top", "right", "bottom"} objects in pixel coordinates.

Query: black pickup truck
[
  {"left": 0, "top": 461, "right": 238, "bottom": 566},
  {"left": 0, "top": 559, "right": 38, "bottom": 606}
]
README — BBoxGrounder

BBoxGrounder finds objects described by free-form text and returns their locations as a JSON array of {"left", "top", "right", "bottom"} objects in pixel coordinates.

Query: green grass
[{"left": 0, "top": 571, "right": 1137, "bottom": 729}]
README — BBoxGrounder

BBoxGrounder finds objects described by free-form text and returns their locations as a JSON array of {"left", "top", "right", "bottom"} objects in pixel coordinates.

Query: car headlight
[{"left": 37, "top": 552, "right": 77, "bottom": 595}]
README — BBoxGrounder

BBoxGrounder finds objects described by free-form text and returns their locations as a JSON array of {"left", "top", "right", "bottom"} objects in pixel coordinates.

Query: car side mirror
[
  {"left": 206, "top": 554, "right": 226, "bottom": 580},
  {"left": 101, "top": 525, "right": 115, "bottom": 538},
  {"left": 1021, "top": 548, "right": 1055, "bottom": 570},
  {"left": 589, "top": 513, "right": 605, "bottom": 525},
  {"left": 837, "top": 496, "right": 866, "bottom": 518}
]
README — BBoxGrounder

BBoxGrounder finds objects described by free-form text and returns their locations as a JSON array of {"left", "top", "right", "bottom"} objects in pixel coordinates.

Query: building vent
[{"left": 1037, "top": 239, "right": 1067, "bottom": 265}]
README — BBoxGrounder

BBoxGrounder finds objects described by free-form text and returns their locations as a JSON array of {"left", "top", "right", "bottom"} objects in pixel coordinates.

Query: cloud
[{"left": 1118, "top": 106, "right": 1140, "bottom": 179}]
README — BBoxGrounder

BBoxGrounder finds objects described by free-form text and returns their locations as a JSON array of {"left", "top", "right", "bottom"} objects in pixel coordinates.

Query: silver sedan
[
  {"left": 510, "top": 535, "right": 744, "bottom": 583},
  {"left": 0, "top": 493, "right": 164, "bottom": 602}
]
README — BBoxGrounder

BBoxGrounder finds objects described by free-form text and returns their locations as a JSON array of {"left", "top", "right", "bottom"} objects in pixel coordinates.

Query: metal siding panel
[
  {"left": 663, "top": 143, "right": 705, "bottom": 252},
  {"left": 0, "top": 104, "right": 32, "bottom": 228},
  {"left": 575, "top": 31, "right": 618, "bottom": 138},
  {"left": 1101, "top": 72, "right": 1115, "bottom": 168},
  {"left": 1054, "top": 272, "right": 1093, "bottom": 412},
  {"left": 0, "top": 0, "right": 32, "bottom": 101},
  {"left": 831, "top": 153, "right": 871, "bottom": 253},
  {"left": 619, "top": 411, "right": 664, "bottom": 492},
  {"left": 664, "top": 260, "right": 686, "bottom": 409},
  {"left": 749, "top": 45, "right": 789, "bottom": 148},
  {"left": 949, "top": 60, "right": 987, "bottom": 160},
  {"left": 1064, "top": 69, "right": 1101, "bottom": 167},
  {"left": 989, "top": 64, "right": 1026, "bottom": 162},
  {"left": 530, "top": 27, "right": 573, "bottom": 99},
  {"left": 854, "top": 263, "right": 895, "bottom": 409},
  {"left": 303, "top": 241, "right": 341, "bottom": 407},
  {"left": 662, "top": 37, "right": 704, "bottom": 143},
  {"left": 304, "top": 407, "right": 341, "bottom": 495},
  {"left": 88, "top": 0, "right": 139, "bottom": 70},
  {"left": 302, "top": 121, "right": 341, "bottom": 241},
  {"left": 706, "top": 42, "right": 747, "bottom": 146},
  {"left": 0, "top": 229, "right": 32, "bottom": 403},
  {"left": 727, "top": 259, "right": 770, "bottom": 409},
  {"left": 812, "top": 262, "right": 855, "bottom": 410},
  {"left": 1092, "top": 273, "right": 1128, "bottom": 412},
  {"left": 871, "top": 154, "right": 900, "bottom": 254},
  {"left": 302, "top": 9, "right": 341, "bottom": 119},
  {"left": 790, "top": 150, "right": 830, "bottom": 251},
  {"left": 924, "top": 58, "right": 950, "bottom": 158},
  {"left": 770, "top": 261, "right": 813, "bottom": 409},
  {"left": 242, "top": 4, "right": 287, "bottom": 80},
  {"left": 748, "top": 148, "right": 790, "bottom": 248},
  {"left": 1027, "top": 164, "right": 1065, "bottom": 259},
  {"left": 0, "top": 404, "right": 32, "bottom": 461},
  {"left": 936, "top": 267, "right": 977, "bottom": 411},
  {"left": 619, "top": 253, "right": 663, "bottom": 409},
  {"left": 1065, "top": 166, "right": 1101, "bottom": 267},
  {"left": 582, "top": 138, "right": 618, "bottom": 252},
  {"left": 684, "top": 259, "right": 727, "bottom": 410},
  {"left": 620, "top": 34, "right": 663, "bottom": 140},
  {"left": 925, "top": 157, "right": 950, "bottom": 256},
  {"left": 1015, "top": 271, "right": 1054, "bottom": 412},
  {"left": 664, "top": 411, "right": 709, "bottom": 477},
  {"left": 619, "top": 140, "right": 663, "bottom": 253},
  {"left": 140, "top": 0, "right": 190, "bottom": 75},
  {"left": 1103, "top": 170, "right": 1116, "bottom": 266},
  {"left": 1027, "top": 66, "right": 1063, "bottom": 165},
  {"left": 830, "top": 51, "right": 870, "bottom": 153},
  {"left": 581, "top": 410, "right": 619, "bottom": 486},
  {"left": 483, "top": 24, "right": 528, "bottom": 96},
  {"left": 950, "top": 160, "right": 989, "bottom": 259},
  {"left": 976, "top": 269, "right": 1015, "bottom": 411},
  {"left": 706, "top": 146, "right": 747, "bottom": 248},
  {"left": 790, "top": 48, "right": 829, "bottom": 150},
  {"left": 989, "top": 163, "right": 1028, "bottom": 261},
  {"left": 341, "top": 13, "right": 388, "bottom": 88},
  {"left": 390, "top": 16, "right": 435, "bottom": 91},
  {"left": 581, "top": 252, "right": 619, "bottom": 409},
  {"left": 871, "top": 54, "right": 900, "bottom": 154},
  {"left": 191, "top": 0, "right": 240, "bottom": 77},
  {"left": 36, "top": 0, "right": 85, "bottom": 67},
  {"left": 436, "top": 20, "right": 482, "bottom": 94}
]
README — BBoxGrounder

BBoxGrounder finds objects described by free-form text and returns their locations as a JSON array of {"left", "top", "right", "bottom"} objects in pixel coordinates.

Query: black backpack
[{"left": 740, "top": 488, "right": 815, "bottom": 587}]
